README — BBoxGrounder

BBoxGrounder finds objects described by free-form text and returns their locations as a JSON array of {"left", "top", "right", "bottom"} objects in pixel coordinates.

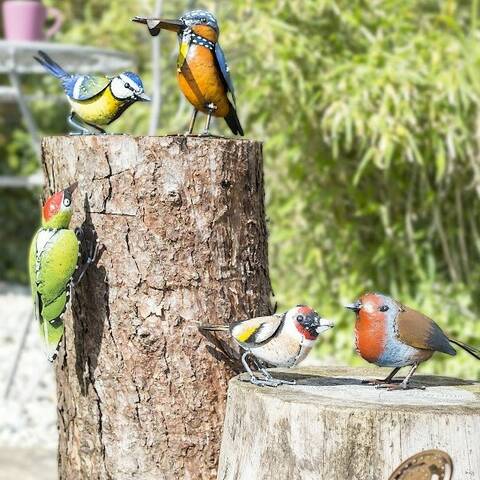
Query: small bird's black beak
[
  {"left": 345, "top": 302, "right": 361, "bottom": 313},
  {"left": 132, "top": 16, "right": 184, "bottom": 36},
  {"left": 65, "top": 182, "right": 78, "bottom": 195}
]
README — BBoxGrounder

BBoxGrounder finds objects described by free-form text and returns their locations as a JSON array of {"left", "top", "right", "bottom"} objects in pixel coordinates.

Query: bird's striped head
[
  {"left": 42, "top": 184, "right": 76, "bottom": 229},
  {"left": 286, "top": 305, "right": 334, "bottom": 341},
  {"left": 180, "top": 10, "right": 218, "bottom": 33},
  {"left": 110, "top": 72, "right": 150, "bottom": 102}
]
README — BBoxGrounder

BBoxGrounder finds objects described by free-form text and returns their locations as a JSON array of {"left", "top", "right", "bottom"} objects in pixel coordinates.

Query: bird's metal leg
[
  {"left": 376, "top": 363, "right": 425, "bottom": 390},
  {"left": 71, "top": 227, "right": 100, "bottom": 288},
  {"left": 84, "top": 121, "right": 106, "bottom": 135},
  {"left": 252, "top": 357, "right": 296, "bottom": 386},
  {"left": 186, "top": 108, "right": 198, "bottom": 135},
  {"left": 240, "top": 351, "right": 282, "bottom": 387},
  {"left": 68, "top": 112, "right": 92, "bottom": 135},
  {"left": 201, "top": 103, "right": 217, "bottom": 136},
  {"left": 362, "top": 367, "right": 401, "bottom": 386}
]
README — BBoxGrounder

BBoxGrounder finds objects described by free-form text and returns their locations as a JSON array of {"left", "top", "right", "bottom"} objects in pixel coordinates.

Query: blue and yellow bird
[
  {"left": 134, "top": 10, "right": 244, "bottom": 136},
  {"left": 34, "top": 50, "right": 150, "bottom": 134}
]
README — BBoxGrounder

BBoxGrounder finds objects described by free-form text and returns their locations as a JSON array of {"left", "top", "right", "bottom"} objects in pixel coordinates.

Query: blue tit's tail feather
[{"left": 34, "top": 50, "right": 70, "bottom": 80}]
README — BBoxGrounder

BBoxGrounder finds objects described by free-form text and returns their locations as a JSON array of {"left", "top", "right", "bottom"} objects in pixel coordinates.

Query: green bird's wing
[{"left": 30, "top": 228, "right": 79, "bottom": 360}]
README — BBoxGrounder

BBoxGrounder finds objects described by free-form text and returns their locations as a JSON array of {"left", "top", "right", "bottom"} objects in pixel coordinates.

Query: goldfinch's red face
[{"left": 287, "top": 305, "right": 334, "bottom": 340}]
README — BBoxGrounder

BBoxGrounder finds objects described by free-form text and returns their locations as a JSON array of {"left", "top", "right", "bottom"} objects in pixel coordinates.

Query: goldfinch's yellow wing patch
[{"left": 230, "top": 315, "right": 283, "bottom": 348}]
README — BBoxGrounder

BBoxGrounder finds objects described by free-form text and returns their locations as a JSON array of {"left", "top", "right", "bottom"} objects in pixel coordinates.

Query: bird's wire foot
[
  {"left": 68, "top": 112, "right": 105, "bottom": 135},
  {"left": 362, "top": 378, "right": 402, "bottom": 386},
  {"left": 240, "top": 351, "right": 296, "bottom": 388},
  {"left": 247, "top": 375, "right": 283, "bottom": 388},
  {"left": 254, "top": 362, "right": 296, "bottom": 386},
  {"left": 71, "top": 227, "right": 101, "bottom": 288}
]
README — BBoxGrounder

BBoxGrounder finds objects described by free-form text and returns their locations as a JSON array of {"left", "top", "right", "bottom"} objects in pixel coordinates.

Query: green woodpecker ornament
[{"left": 29, "top": 184, "right": 96, "bottom": 361}]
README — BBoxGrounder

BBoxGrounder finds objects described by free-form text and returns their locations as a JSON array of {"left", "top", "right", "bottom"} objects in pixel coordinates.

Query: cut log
[
  {"left": 218, "top": 366, "right": 480, "bottom": 480},
  {"left": 41, "top": 135, "right": 273, "bottom": 480}
]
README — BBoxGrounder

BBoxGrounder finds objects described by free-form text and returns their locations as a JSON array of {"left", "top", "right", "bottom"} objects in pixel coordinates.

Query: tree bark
[
  {"left": 41, "top": 135, "right": 272, "bottom": 480},
  {"left": 218, "top": 366, "right": 480, "bottom": 480}
]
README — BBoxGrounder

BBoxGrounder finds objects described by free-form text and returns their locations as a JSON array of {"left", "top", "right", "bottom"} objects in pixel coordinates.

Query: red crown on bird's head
[
  {"left": 295, "top": 305, "right": 314, "bottom": 316},
  {"left": 42, "top": 191, "right": 64, "bottom": 222}
]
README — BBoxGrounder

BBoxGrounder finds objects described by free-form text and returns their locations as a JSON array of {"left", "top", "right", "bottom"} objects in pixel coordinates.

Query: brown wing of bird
[{"left": 395, "top": 303, "right": 457, "bottom": 356}]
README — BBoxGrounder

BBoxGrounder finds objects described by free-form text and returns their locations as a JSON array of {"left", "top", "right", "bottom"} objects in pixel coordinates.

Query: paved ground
[
  {"left": 0, "top": 448, "right": 57, "bottom": 480},
  {"left": 0, "top": 283, "right": 57, "bottom": 479}
]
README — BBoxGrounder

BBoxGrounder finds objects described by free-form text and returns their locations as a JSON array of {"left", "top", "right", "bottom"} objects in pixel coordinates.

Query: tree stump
[
  {"left": 218, "top": 366, "right": 480, "bottom": 480},
  {"left": 41, "top": 135, "right": 272, "bottom": 480}
]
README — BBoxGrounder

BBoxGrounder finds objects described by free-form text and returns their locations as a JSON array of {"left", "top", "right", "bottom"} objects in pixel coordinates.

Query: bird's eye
[
  {"left": 379, "top": 305, "right": 389, "bottom": 312},
  {"left": 63, "top": 198, "right": 71, "bottom": 207},
  {"left": 296, "top": 315, "right": 304, "bottom": 322},
  {"left": 124, "top": 83, "right": 133, "bottom": 90}
]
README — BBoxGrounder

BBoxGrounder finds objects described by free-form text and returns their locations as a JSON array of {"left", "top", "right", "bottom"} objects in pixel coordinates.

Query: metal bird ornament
[
  {"left": 200, "top": 306, "right": 333, "bottom": 387},
  {"left": 34, "top": 50, "right": 150, "bottom": 134},
  {"left": 29, "top": 185, "right": 98, "bottom": 361},
  {"left": 133, "top": 10, "right": 244, "bottom": 136},
  {"left": 346, "top": 293, "right": 480, "bottom": 390}
]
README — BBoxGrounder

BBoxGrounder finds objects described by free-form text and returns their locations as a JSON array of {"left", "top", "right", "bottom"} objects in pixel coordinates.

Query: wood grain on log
[
  {"left": 218, "top": 366, "right": 480, "bottom": 480},
  {"left": 41, "top": 135, "right": 273, "bottom": 480}
]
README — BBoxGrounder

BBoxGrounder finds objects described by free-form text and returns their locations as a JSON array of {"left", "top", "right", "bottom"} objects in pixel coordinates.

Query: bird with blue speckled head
[
  {"left": 133, "top": 10, "right": 244, "bottom": 137},
  {"left": 345, "top": 292, "right": 480, "bottom": 390},
  {"left": 34, "top": 51, "right": 150, "bottom": 134}
]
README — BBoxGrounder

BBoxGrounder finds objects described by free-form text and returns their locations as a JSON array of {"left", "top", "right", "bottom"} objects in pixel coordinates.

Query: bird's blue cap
[
  {"left": 121, "top": 71, "right": 144, "bottom": 89},
  {"left": 180, "top": 10, "right": 218, "bottom": 32}
]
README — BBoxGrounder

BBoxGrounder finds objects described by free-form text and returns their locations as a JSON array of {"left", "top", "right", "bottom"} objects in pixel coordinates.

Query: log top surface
[{"left": 233, "top": 366, "right": 480, "bottom": 412}]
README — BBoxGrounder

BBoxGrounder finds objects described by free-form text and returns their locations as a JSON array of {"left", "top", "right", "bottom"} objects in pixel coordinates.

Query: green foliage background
[{"left": 1, "top": 0, "right": 479, "bottom": 378}]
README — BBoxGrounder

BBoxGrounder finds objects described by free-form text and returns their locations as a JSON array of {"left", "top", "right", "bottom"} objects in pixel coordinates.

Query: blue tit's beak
[
  {"left": 345, "top": 302, "right": 361, "bottom": 313},
  {"left": 135, "top": 92, "right": 151, "bottom": 102},
  {"left": 132, "top": 17, "right": 184, "bottom": 36}
]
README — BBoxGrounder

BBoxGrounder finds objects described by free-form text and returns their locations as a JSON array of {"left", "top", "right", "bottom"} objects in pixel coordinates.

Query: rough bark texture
[
  {"left": 218, "top": 366, "right": 480, "bottom": 480},
  {"left": 41, "top": 135, "right": 273, "bottom": 480}
]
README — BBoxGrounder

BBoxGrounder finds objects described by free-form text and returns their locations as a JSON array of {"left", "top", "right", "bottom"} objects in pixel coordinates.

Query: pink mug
[{"left": 2, "top": 0, "right": 64, "bottom": 41}]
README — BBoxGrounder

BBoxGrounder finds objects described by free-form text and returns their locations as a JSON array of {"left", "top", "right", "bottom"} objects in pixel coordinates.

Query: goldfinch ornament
[{"left": 200, "top": 305, "right": 334, "bottom": 387}]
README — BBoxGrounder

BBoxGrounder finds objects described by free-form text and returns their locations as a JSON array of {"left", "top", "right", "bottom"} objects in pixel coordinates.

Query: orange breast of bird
[
  {"left": 177, "top": 26, "right": 230, "bottom": 118},
  {"left": 355, "top": 308, "right": 386, "bottom": 364}
]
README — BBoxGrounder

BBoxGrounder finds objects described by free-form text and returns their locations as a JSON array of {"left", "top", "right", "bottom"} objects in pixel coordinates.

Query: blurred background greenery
[{"left": 1, "top": 0, "right": 479, "bottom": 378}]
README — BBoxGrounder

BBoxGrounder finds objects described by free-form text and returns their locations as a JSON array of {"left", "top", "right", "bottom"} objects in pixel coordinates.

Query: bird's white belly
[
  {"left": 250, "top": 336, "right": 314, "bottom": 367},
  {"left": 35, "top": 229, "right": 57, "bottom": 273}
]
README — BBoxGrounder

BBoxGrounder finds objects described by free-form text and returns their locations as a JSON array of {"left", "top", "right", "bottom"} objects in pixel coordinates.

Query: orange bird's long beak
[{"left": 132, "top": 17, "right": 184, "bottom": 36}]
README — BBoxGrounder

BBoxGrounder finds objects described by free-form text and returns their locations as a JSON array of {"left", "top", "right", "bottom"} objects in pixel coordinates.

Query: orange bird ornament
[
  {"left": 346, "top": 292, "right": 480, "bottom": 390},
  {"left": 134, "top": 10, "right": 244, "bottom": 136}
]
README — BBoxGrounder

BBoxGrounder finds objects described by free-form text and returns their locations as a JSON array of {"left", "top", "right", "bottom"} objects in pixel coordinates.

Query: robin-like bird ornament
[
  {"left": 200, "top": 305, "right": 333, "bottom": 387},
  {"left": 133, "top": 10, "right": 244, "bottom": 136},
  {"left": 346, "top": 293, "right": 480, "bottom": 390},
  {"left": 34, "top": 51, "right": 150, "bottom": 134}
]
